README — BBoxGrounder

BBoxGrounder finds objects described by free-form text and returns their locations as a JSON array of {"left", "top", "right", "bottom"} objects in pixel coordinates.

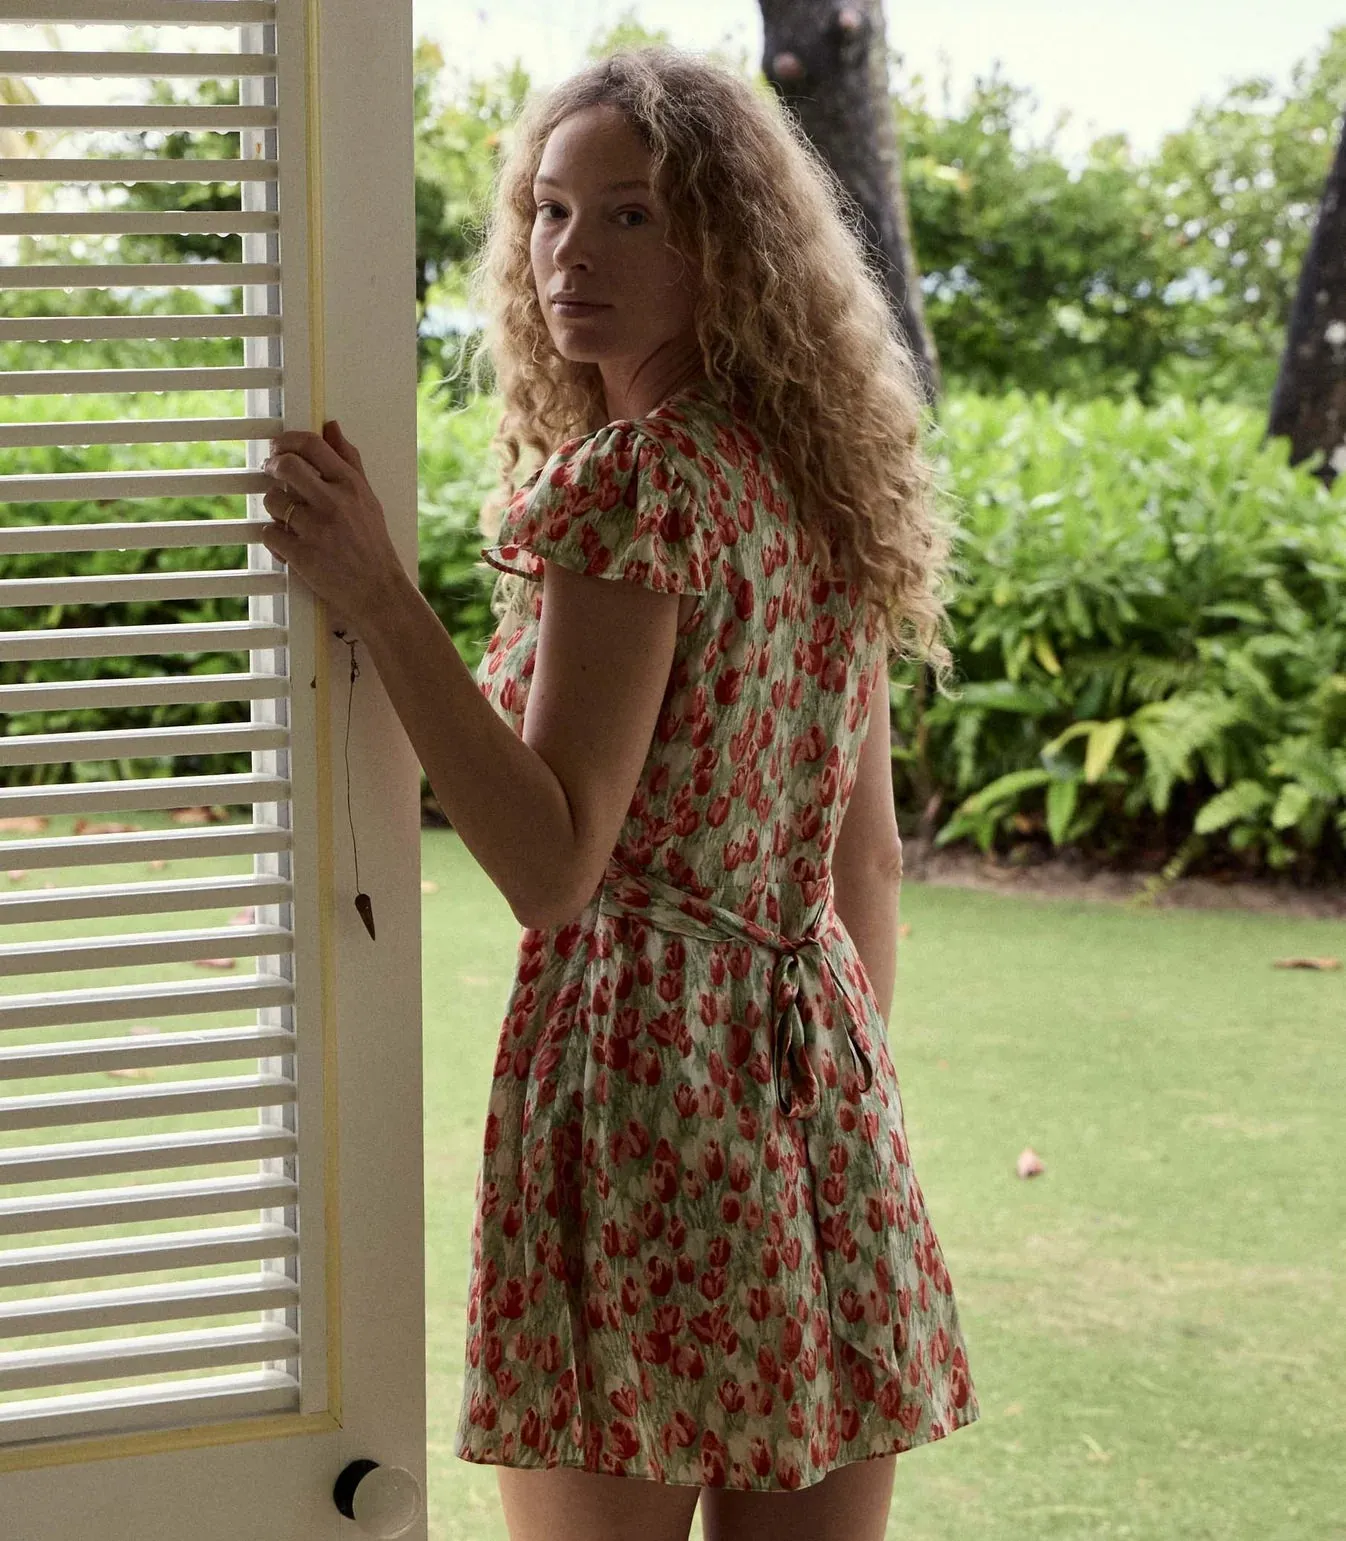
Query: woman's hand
[{"left": 258, "top": 419, "right": 407, "bottom": 632}]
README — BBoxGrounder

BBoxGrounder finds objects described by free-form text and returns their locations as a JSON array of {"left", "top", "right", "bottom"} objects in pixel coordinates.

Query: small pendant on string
[{"left": 333, "top": 627, "right": 376, "bottom": 940}]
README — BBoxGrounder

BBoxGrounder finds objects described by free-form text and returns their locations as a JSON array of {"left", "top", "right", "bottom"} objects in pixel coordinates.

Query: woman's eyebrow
[{"left": 534, "top": 176, "right": 651, "bottom": 191}]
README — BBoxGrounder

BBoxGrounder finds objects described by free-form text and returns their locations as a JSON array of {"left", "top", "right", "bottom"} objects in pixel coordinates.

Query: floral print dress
[{"left": 453, "top": 377, "right": 980, "bottom": 1491}]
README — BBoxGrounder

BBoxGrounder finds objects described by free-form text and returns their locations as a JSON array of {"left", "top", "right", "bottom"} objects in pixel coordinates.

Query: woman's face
[{"left": 530, "top": 103, "right": 698, "bottom": 376}]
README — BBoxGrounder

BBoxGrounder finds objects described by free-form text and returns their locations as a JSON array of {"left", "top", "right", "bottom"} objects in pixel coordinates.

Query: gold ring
[{"left": 279, "top": 493, "right": 296, "bottom": 532}]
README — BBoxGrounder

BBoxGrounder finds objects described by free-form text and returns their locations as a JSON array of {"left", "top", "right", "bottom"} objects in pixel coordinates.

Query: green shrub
[{"left": 908, "top": 392, "right": 1346, "bottom": 878}]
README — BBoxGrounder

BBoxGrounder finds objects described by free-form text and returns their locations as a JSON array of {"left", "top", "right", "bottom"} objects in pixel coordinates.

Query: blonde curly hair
[{"left": 463, "top": 43, "right": 959, "bottom": 690}]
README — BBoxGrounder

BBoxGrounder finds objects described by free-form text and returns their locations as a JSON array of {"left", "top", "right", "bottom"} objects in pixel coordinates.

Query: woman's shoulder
[
  {"left": 631, "top": 378, "right": 768, "bottom": 495},
  {"left": 516, "top": 377, "right": 768, "bottom": 516}
]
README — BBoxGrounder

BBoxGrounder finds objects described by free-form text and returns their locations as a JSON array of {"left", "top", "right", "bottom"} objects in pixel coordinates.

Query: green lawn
[{"left": 424, "top": 831, "right": 1345, "bottom": 1541}]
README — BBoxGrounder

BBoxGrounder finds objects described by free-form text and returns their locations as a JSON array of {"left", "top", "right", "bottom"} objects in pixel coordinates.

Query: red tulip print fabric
[{"left": 453, "top": 378, "right": 981, "bottom": 1490}]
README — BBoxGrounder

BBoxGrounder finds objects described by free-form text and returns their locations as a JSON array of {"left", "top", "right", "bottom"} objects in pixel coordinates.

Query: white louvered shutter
[{"left": 0, "top": 1, "right": 425, "bottom": 1529}]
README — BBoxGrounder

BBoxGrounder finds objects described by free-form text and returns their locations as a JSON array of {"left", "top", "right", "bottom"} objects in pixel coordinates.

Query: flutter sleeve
[{"left": 480, "top": 420, "right": 713, "bottom": 596}]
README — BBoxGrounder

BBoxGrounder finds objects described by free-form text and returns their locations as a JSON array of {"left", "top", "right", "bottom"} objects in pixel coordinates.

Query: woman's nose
[{"left": 552, "top": 220, "right": 594, "bottom": 265}]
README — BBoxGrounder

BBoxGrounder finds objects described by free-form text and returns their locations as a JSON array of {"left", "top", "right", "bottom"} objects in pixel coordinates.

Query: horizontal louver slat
[
  {"left": 0, "top": 1026, "right": 295, "bottom": 1080},
  {"left": 0, "top": 969, "right": 292, "bottom": 1029},
  {"left": 0, "top": 417, "right": 282, "bottom": 449},
  {"left": 0, "top": 1171, "right": 297, "bottom": 1235},
  {"left": 3, "top": 367, "right": 280, "bottom": 394},
  {"left": 0, "top": 1271, "right": 298, "bottom": 1339},
  {"left": 0, "top": 52, "right": 276, "bottom": 78},
  {"left": 16, "top": 2, "right": 275, "bottom": 22},
  {"left": 1, "top": 721, "right": 286, "bottom": 770},
  {"left": 0, "top": 1125, "right": 297, "bottom": 1185},
  {"left": 0, "top": 722, "right": 289, "bottom": 767},
  {"left": 0, "top": 159, "right": 278, "bottom": 183},
  {"left": 0, "top": 1321, "right": 301, "bottom": 1393},
  {"left": 0, "top": 521, "right": 269, "bottom": 557},
  {"left": 0, "top": 927, "right": 293, "bottom": 978},
  {"left": 0, "top": 468, "right": 267, "bottom": 500},
  {"left": 0, "top": 1071, "right": 296, "bottom": 1131},
  {"left": 0, "top": 821, "right": 290, "bottom": 871},
  {"left": 0, "top": 105, "right": 278, "bottom": 131},
  {"left": 0, "top": 570, "right": 285, "bottom": 611},
  {"left": 0, "top": 1223, "right": 299, "bottom": 1289},
  {"left": 0, "top": 616, "right": 285, "bottom": 660},
  {"left": 0, "top": 1372, "right": 300, "bottom": 1442},
  {"left": 0, "top": 773, "right": 290, "bottom": 819},
  {"left": 0, "top": 313, "right": 281, "bottom": 339},
  {"left": 4, "top": 260, "right": 278, "bottom": 285}
]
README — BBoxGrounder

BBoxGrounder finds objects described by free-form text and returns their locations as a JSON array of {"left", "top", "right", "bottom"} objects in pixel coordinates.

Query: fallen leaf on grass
[
  {"left": 72, "top": 819, "right": 136, "bottom": 836},
  {"left": 421, "top": 879, "right": 440, "bottom": 894},
  {"left": 1081, "top": 1433, "right": 1111, "bottom": 1463},
  {"left": 1272, "top": 956, "right": 1340, "bottom": 970},
  {"left": 193, "top": 957, "right": 238, "bottom": 970},
  {"left": 898, "top": 922, "right": 911, "bottom": 939},
  {"left": 6, "top": 870, "right": 29, "bottom": 882},
  {"left": 229, "top": 907, "right": 255, "bottom": 926},
  {"left": 1016, "top": 1147, "right": 1045, "bottom": 1179},
  {"left": 0, "top": 815, "right": 46, "bottom": 833}
]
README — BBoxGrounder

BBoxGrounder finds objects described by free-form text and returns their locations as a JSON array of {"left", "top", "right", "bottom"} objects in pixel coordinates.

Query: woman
[{"left": 262, "top": 41, "right": 977, "bottom": 1541}]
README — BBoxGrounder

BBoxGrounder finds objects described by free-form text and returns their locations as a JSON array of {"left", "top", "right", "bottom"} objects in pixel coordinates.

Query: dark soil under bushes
[{"left": 905, "top": 840, "right": 1346, "bottom": 920}]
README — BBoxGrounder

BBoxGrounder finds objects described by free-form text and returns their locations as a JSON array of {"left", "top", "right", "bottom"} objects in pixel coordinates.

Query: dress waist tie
[{"left": 594, "top": 856, "right": 905, "bottom": 1383}]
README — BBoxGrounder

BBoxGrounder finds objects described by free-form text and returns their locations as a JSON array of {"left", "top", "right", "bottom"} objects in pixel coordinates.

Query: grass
[
  {"left": 2, "top": 821, "right": 1342, "bottom": 1537},
  {"left": 423, "top": 832, "right": 1345, "bottom": 1541}
]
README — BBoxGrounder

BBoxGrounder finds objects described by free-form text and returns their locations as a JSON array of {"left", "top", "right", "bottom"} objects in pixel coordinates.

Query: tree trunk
[
  {"left": 1268, "top": 120, "right": 1346, "bottom": 486},
  {"left": 757, "top": 0, "right": 940, "bottom": 404}
]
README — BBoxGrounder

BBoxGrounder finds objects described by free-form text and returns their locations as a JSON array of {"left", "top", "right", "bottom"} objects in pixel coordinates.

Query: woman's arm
[
  {"left": 833, "top": 861, "right": 902, "bottom": 1026},
  {"left": 356, "top": 561, "right": 682, "bottom": 931}
]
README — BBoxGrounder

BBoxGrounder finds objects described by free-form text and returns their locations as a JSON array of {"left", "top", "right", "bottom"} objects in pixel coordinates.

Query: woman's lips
[{"left": 552, "top": 300, "right": 610, "bottom": 315}]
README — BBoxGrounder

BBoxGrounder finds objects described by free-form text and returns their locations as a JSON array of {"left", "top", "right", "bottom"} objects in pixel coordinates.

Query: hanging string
[{"left": 330, "top": 627, "right": 376, "bottom": 940}]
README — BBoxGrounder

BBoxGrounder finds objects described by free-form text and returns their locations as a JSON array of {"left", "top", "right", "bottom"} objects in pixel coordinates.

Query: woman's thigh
[
  {"left": 698, "top": 1453, "right": 898, "bottom": 1541},
  {"left": 495, "top": 1464, "right": 702, "bottom": 1541}
]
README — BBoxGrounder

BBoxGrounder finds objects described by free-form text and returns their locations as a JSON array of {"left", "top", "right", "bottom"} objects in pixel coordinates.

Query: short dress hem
[{"left": 452, "top": 1400, "right": 982, "bottom": 1491}]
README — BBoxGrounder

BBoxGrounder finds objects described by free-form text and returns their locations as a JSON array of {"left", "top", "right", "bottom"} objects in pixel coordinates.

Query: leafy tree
[
  {"left": 411, "top": 39, "right": 531, "bottom": 394},
  {"left": 412, "top": 40, "right": 529, "bottom": 311},
  {"left": 896, "top": 27, "right": 1345, "bottom": 404},
  {"left": 1144, "top": 25, "right": 1346, "bottom": 403},
  {"left": 897, "top": 64, "right": 1178, "bottom": 399}
]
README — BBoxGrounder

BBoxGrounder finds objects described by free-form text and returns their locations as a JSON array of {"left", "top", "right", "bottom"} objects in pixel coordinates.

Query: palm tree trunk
[
  {"left": 1268, "top": 119, "right": 1346, "bottom": 486},
  {"left": 757, "top": 0, "right": 941, "bottom": 405}
]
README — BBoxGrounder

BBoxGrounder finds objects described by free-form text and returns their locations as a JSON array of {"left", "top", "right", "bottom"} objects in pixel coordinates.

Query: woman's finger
[
  {"left": 327, "top": 420, "right": 364, "bottom": 474},
  {"left": 267, "top": 450, "right": 329, "bottom": 505},
  {"left": 270, "top": 430, "right": 351, "bottom": 485},
  {"left": 261, "top": 486, "right": 295, "bottom": 517}
]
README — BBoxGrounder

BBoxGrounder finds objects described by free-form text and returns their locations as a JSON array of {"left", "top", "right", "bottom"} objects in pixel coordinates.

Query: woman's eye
[{"left": 534, "top": 203, "right": 648, "bottom": 226}]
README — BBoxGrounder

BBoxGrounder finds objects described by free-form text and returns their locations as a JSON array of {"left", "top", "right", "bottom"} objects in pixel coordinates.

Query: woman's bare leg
[
  {"left": 698, "top": 1453, "right": 897, "bottom": 1541},
  {"left": 496, "top": 1465, "right": 702, "bottom": 1541}
]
